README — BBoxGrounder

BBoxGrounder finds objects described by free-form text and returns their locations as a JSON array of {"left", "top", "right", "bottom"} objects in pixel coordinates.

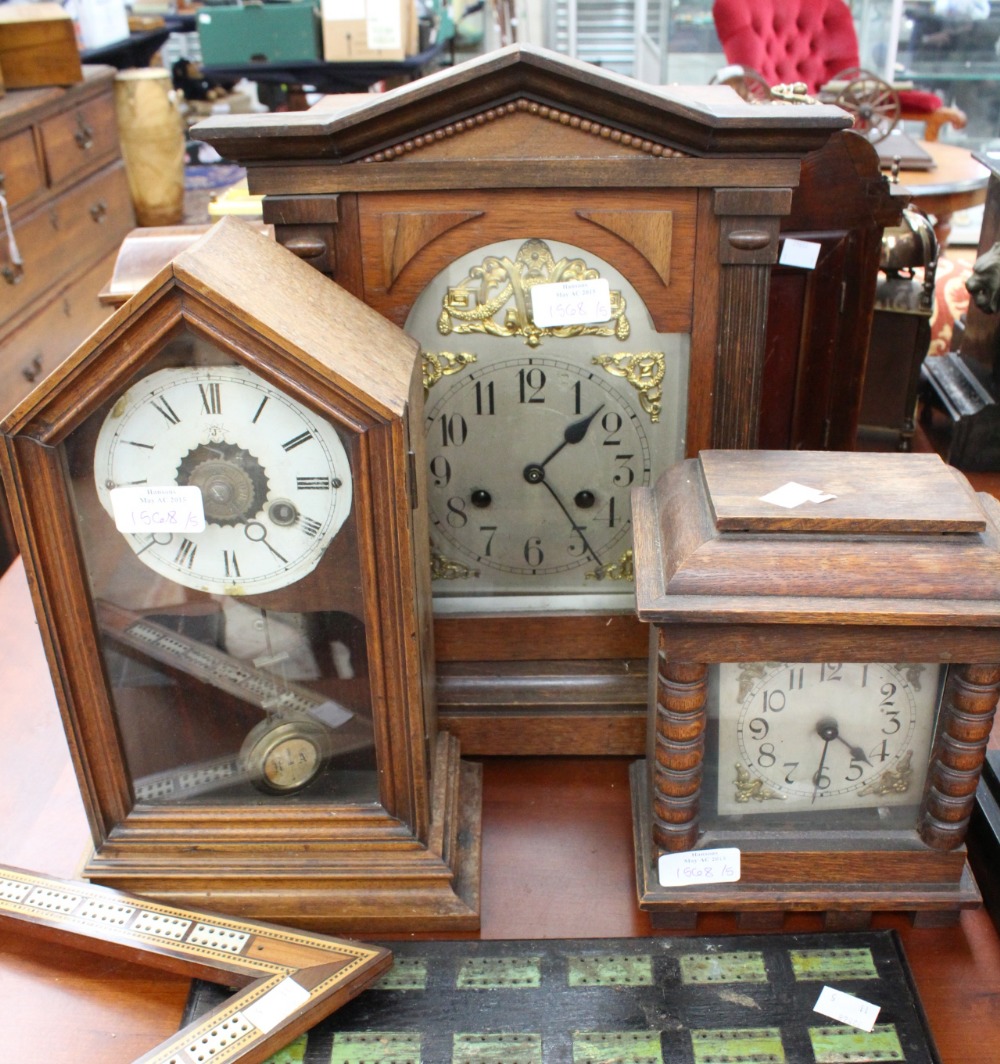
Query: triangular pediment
[{"left": 196, "top": 44, "right": 851, "bottom": 165}]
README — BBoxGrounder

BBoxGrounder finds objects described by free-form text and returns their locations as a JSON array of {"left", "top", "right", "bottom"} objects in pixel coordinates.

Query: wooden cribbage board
[
  {"left": 0, "top": 864, "right": 390, "bottom": 1064},
  {"left": 184, "top": 931, "right": 940, "bottom": 1063}
]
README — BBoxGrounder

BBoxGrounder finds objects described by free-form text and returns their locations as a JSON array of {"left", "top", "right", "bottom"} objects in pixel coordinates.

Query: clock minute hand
[
  {"left": 537, "top": 403, "right": 605, "bottom": 469},
  {"left": 538, "top": 477, "right": 604, "bottom": 568},
  {"left": 811, "top": 719, "right": 838, "bottom": 805}
]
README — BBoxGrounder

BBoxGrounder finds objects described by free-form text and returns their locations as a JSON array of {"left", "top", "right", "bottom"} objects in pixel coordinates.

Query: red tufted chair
[{"left": 712, "top": 0, "right": 964, "bottom": 140}]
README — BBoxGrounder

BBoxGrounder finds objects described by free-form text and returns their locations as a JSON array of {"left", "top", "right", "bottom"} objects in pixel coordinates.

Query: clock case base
[
  {"left": 630, "top": 760, "right": 982, "bottom": 929},
  {"left": 82, "top": 734, "right": 482, "bottom": 933}
]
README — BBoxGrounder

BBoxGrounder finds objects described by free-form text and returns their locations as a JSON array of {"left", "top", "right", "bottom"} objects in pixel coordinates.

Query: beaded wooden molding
[
  {"left": 0, "top": 863, "right": 391, "bottom": 1064},
  {"left": 361, "top": 98, "right": 692, "bottom": 163}
]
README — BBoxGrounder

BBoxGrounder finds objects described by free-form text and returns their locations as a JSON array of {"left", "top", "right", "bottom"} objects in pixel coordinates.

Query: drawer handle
[
  {"left": 22, "top": 355, "right": 43, "bottom": 384},
  {"left": 90, "top": 200, "right": 108, "bottom": 223},
  {"left": 75, "top": 113, "right": 94, "bottom": 151}
]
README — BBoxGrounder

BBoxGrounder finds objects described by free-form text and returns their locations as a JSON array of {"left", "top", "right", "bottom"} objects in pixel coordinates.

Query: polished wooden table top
[
  {"left": 898, "top": 140, "right": 990, "bottom": 246},
  {"left": 1, "top": 558, "right": 998, "bottom": 1060}
]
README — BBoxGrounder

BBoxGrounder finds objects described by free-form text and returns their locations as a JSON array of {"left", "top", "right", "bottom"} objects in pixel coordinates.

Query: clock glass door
[
  {"left": 407, "top": 237, "right": 689, "bottom": 614},
  {"left": 703, "top": 660, "right": 944, "bottom": 843},
  {"left": 64, "top": 326, "right": 378, "bottom": 807}
]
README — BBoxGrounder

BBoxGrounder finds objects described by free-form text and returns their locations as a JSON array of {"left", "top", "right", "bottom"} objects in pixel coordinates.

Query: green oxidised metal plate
[
  {"left": 567, "top": 953, "right": 654, "bottom": 987},
  {"left": 790, "top": 949, "right": 879, "bottom": 982},
  {"left": 680, "top": 950, "right": 769, "bottom": 985},
  {"left": 809, "top": 1023, "right": 906, "bottom": 1063},
  {"left": 690, "top": 1026, "right": 785, "bottom": 1063}
]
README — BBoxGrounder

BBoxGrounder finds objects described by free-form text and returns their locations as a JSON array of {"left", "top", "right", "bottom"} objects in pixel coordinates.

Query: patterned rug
[{"left": 182, "top": 930, "right": 939, "bottom": 1063}]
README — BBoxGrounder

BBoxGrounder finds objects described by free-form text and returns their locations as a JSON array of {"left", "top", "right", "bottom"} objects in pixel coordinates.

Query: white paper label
[
  {"left": 813, "top": 985, "right": 881, "bottom": 1032},
  {"left": 530, "top": 279, "right": 612, "bottom": 328},
  {"left": 366, "top": 0, "right": 402, "bottom": 47},
  {"left": 322, "top": 0, "right": 366, "bottom": 20},
  {"left": 310, "top": 700, "right": 354, "bottom": 728},
  {"left": 759, "top": 481, "right": 837, "bottom": 509},
  {"left": 657, "top": 847, "right": 741, "bottom": 887},
  {"left": 109, "top": 485, "right": 205, "bottom": 535},
  {"left": 242, "top": 977, "right": 311, "bottom": 1035},
  {"left": 779, "top": 237, "right": 822, "bottom": 270}
]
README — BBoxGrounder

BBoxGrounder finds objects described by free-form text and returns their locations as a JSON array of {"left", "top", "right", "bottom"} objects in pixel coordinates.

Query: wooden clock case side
[
  {"left": 0, "top": 219, "right": 481, "bottom": 931},
  {"left": 195, "top": 45, "right": 853, "bottom": 757},
  {"left": 629, "top": 450, "right": 1000, "bottom": 928}
]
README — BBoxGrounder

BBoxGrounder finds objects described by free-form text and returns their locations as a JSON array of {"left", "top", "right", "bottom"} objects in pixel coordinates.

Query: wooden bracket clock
[
  {"left": 195, "top": 45, "right": 852, "bottom": 756},
  {"left": 630, "top": 449, "right": 1000, "bottom": 928},
  {"left": 0, "top": 217, "right": 481, "bottom": 931}
]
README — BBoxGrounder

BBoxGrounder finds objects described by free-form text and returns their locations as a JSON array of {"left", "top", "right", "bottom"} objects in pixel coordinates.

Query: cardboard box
[
  {"left": 0, "top": 3, "right": 82, "bottom": 89},
  {"left": 321, "top": 0, "right": 416, "bottom": 62},
  {"left": 197, "top": 2, "right": 321, "bottom": 66}
]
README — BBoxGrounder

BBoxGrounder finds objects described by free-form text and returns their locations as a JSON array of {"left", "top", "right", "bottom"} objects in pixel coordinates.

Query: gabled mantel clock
[
  {"left": 630, "top": 449, "right": 1000, "bottom": 928},
  {"left": 196, "top": 45, "right": 852, "bottom": 755},
  {"left": 0, "top": 217, "right": 481, "bottom": 931}
]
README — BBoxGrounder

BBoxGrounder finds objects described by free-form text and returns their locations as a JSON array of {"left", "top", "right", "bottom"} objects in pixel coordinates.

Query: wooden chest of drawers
[{"left": 0, "top": 65, "right": 136, "bottom": 569}]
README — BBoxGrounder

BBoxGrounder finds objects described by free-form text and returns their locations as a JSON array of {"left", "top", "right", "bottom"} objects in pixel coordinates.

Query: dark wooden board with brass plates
[
  {"left": 630, "top": 449, "right": 1000, "bottom": 927},
  {"left": 0, "top": 862, "right": 390, "bottom": 1064},
  {"left": 194, "top": 45, "right": 853, "bottom": 756},
  {"left": 0, "top": 218, "right": 481, "bottom": 931}
]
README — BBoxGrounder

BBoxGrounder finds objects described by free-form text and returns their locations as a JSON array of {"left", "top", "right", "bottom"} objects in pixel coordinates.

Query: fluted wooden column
[{"left": 711, "top": 187, "right": 791, "bottom": 449}]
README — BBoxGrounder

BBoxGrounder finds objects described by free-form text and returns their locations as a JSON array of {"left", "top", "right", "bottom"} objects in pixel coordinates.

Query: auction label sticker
[
  {"left": 813, "top": 985, "right": 881, "bottom": 1032},
  {"left": 658, "top": 847, "right": 741, "bottom": 887},
  {"left": 110, "top": 485, "right": 206, "bottom": 535},
  {"left": 530, "top": 279, "right": 612, "bottom": 327}
]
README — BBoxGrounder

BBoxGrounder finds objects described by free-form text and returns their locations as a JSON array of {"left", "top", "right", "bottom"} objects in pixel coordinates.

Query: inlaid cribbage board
[
  {"left": 0, "top": 864, "right": 390, "bottom": 1064},
  {"left": 184, "top": 931, "right": 940, "bottom": 1063}
]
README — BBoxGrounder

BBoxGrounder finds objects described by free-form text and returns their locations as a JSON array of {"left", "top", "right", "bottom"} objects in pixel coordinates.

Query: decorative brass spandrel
[
  {"left": 858, "top": 750, "right": 914, "bottom": 797},
  {"left": 431, "top": 549, "right": 480, "bottom": 581},
  {"left": 733, "top": 762, "right": 787, "bottom": 803},
  {"left": 591, "top": 351, "right": 665, "bottom": 423},
  {"left": 586, "top": 548, "right": 635, "bottom": 582},
  {"left": 436, "top": 239, "right": 630, "bottom": 348},
  {"left": 423, "top": 350, "right": 477, "bottom": 393}
]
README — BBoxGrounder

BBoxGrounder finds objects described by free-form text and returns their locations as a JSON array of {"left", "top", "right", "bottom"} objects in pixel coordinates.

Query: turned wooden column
[
  {"left": 920, "top": 662, "right": 1000, "bottom": 850},
  {"left": 651, "top": 647, "right": 708, "bottom": 854}
]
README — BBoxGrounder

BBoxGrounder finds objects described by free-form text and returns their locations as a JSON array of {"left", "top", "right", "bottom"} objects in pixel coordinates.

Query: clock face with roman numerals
[{"left": 93, "top": 364, "right": 352, "bottom": 595}]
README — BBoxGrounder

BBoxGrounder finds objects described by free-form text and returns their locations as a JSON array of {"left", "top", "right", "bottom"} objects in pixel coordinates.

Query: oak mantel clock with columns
[
  {"left": 630, "top": 449, "right": 1000, "bottom": 928},
  {"left": 196, "top": 46, "right": 852, "bottom": 755}
]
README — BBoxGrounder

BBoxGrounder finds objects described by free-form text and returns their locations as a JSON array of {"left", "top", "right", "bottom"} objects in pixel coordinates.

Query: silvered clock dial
[{"left": 407, "top": 237, "right": 689, "bottom": 610}]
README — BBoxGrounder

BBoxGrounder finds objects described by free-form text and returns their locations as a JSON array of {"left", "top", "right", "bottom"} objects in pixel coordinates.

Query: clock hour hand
[
  {"left": 834, "top": 733, "right": 873, "bottom": 767},
  {"left": 534, "top": 403, "right": 605, "bottom": 471}
]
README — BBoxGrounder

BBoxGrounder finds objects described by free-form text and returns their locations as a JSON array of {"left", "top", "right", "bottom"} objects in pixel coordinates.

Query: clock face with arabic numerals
[
  {"left": 714, "top": 661, "right": 941, "bottom": 817},
  {"left": 407, "top": 237, "right": 690, "bottom": 609},
  {"left": 425, "top": 353, "right": 651, "bottom": 587},
  {"left": 93, "top": 364, "right": 353, "bottom": 596}
]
